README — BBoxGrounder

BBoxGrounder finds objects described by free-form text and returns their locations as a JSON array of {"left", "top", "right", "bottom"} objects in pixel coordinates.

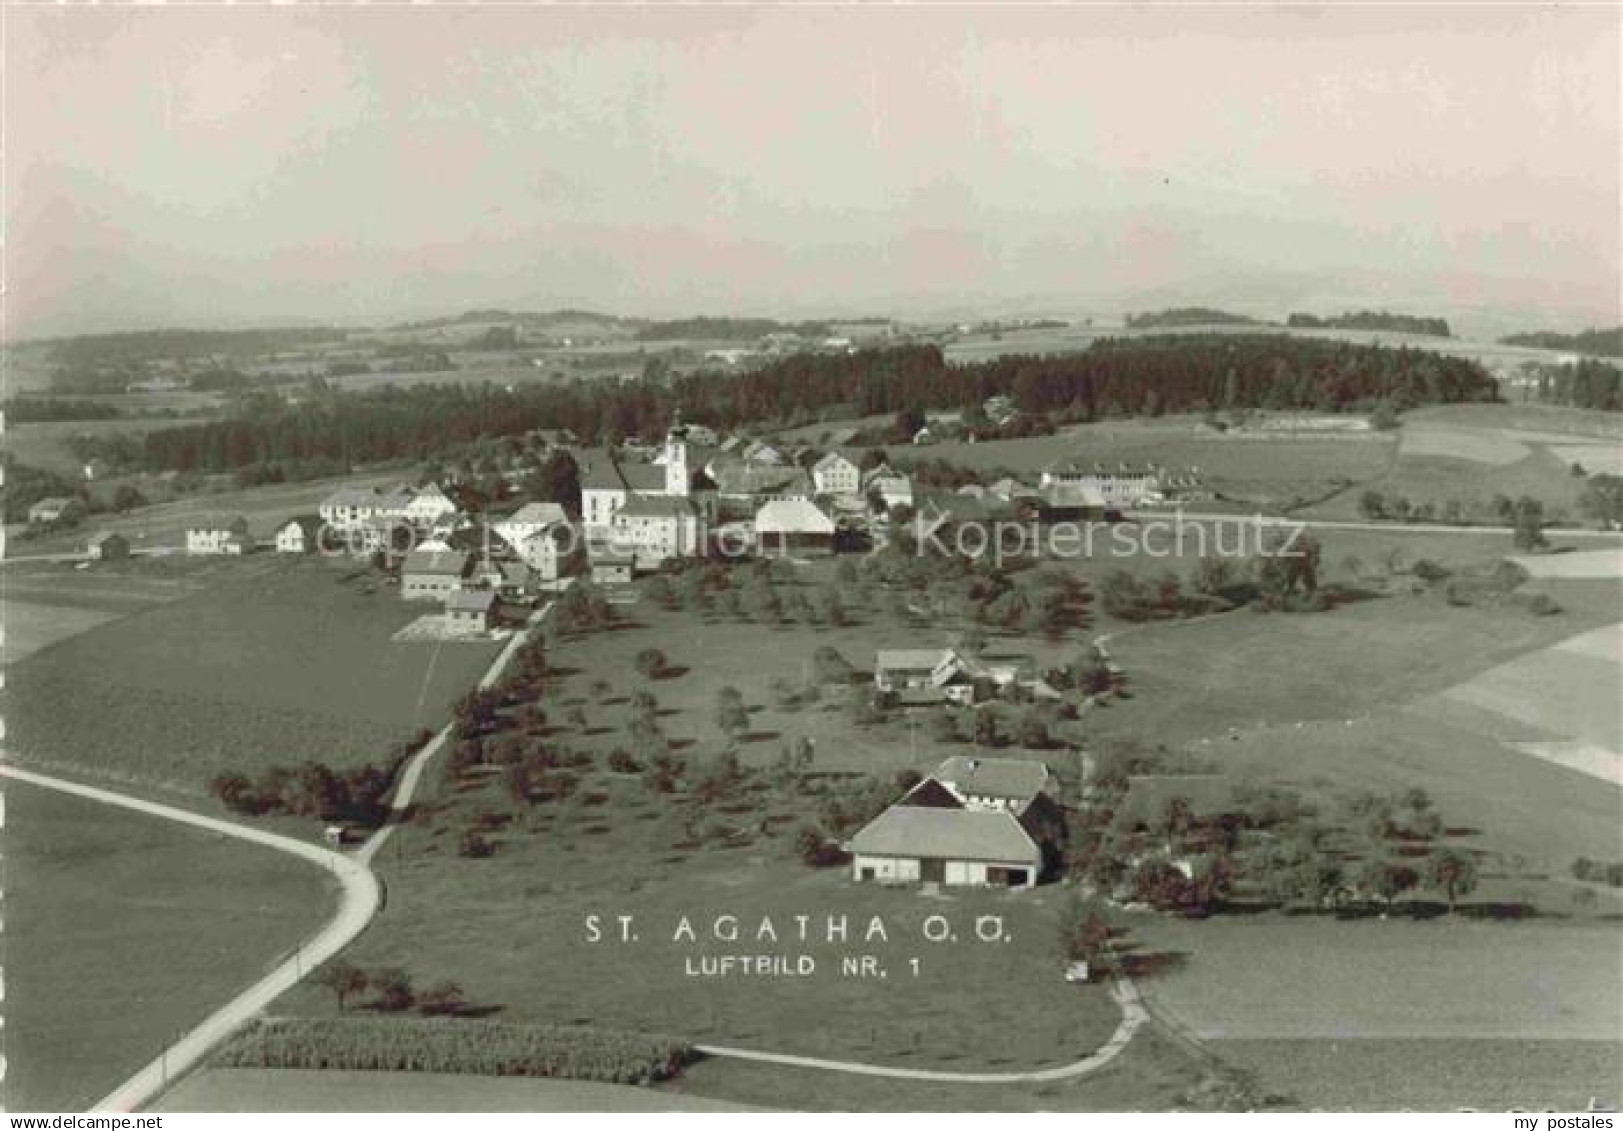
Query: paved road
[
  {"left": 696, "top": 975, "right": 1148, "bottom": 1084},
  {"left": 1, "top": 598, "right": 559, "bottom": 1112}
]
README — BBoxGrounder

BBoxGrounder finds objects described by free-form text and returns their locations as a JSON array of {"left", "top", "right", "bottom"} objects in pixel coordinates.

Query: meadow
[
  {"left": 3, "top": 780, "right": 335, "bottom": 1111},
  {"left": 2, "top": 556, "right": 500, "bottom": 794},
  {"left": 1133, "top": 916, "right": 1623, "bottom": 1110}
]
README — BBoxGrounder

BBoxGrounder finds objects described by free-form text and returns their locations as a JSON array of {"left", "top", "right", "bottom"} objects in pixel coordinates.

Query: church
[{"left": 581, "top": 425, "right": 715, "bottom": 572}]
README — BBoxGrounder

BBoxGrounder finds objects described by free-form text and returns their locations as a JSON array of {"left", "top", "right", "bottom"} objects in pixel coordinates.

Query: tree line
[
  {"left": 77, "top": 334, "right": 1496, "bottom": 478},
  {"left": 1286, "top": 311, "right": 1452, "bottom": 337},
  {"left": 1500, "top": 326, "right": 1621, "bottom": 358}
]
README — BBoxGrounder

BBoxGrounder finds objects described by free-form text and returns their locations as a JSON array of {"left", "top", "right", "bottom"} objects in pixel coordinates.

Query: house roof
[
  {"left": 875, "top": 648, "right": 953, "bottom": 672},
  {"left": 935, "top": 756, "right": 1050, "bottom": 803},
  {"left": 501, "top": 501, "right": 569, "bottom": 527},
  {"left": 813, "top": 451, "right": 858, "bottom": 474},
  {"left": 445, "top": 589, "right": 496, "bottom": 613},
  {"left": 32, "top": 496, "right": 80, "bottom": 512},
  {"left": 276, "top": 516, "right": 323, "bottom": 538},
  {"left": 850, "top": 806, "right": 1039, "bottom": 865},
  {"left": 86, "top": 530, "right": 126, "bottom": 546},
  {"left": 754, "top": 497, "right": 835, "bottom": 535},
  {"left": 401, "top": 548, "right": 470, "bottom": 577},
  {"left": 715, "top": 463, "right": 811, "bottom": 497},
  {"left": 1044, "top": 482, "right": 1109, "bottom": 509}
]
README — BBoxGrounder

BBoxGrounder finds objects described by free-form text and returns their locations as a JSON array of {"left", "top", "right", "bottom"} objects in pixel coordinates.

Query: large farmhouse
[
  {"left": 848, "top": 756, "right": 1063, "bottom": 890},
  {"left": 755, "top": 498, "right": 836, "bottom": 557},
  {"left": 401, "top": 548, "right": 471, "bottom": 600}
]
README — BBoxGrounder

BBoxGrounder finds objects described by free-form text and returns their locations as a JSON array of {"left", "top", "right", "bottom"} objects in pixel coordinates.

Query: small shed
[{"left": 86, "top": 531, "right": 130, "bottom": 561}]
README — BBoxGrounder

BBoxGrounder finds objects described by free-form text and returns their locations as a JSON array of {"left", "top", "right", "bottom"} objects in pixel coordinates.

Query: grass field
[
  {"left": 2, "top": 556, "right": 500, "bottom": 792},
  {"left": 3, "top": 780, "right": 336, "bottom": 1111},
  {"left": 1133, "top": 916, "right": 1623, "bottom": 1111},
  {"left": 2, "top": 560, "right": 219, "bottom": 663}
]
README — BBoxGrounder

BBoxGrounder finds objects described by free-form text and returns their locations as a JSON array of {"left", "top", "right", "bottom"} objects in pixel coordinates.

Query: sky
[{"left": 4, "top": 4, "right": 1619, "bottom": 339}]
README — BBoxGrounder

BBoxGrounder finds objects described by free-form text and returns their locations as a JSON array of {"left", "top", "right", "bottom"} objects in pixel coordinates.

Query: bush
[
  {"left": 371, "top": 968, "right": 416, "bottom": 1012},
  {"left": 212, "top": 1017, "right": 694, "bottom": 1083},
  {"left": 458, "top": 830, "right": 497, "bottom": 859}
]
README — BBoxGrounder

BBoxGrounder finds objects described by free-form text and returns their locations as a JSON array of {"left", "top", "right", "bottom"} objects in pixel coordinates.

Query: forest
[
  {"left": 1500, "top": 326, "right": 1622, "bottom": 358},
  {"left": 1530, "top": 358, "right": 1623, "bottom": 411},
  {"left": 79, "top": 333, "right": 1498, "bottom": 480},
  {"left": 1287, "top": 312, "right": 1452, "bottom": 337},
  {"left": 1124, "top": 308, "right": 1262, "bottom": 328}
]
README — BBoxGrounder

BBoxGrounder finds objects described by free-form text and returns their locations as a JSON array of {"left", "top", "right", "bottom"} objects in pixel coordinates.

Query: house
[
  {"left": 848, "top": 807, "right": 1041, "bottom": 889},
  {"left": 85, "top": 531, "right": 130, "bottom": 561},
  {"left": 28, "top": 497, "right": 83, "bottom": 525},
  {"left": 517, "top": 523, "right": 576, "bottom": 581},
  {"left": 589, "top": 551, "right": 635, "bottom": 585},
  {"left": 754, "top": 498, "right": 836, "bottom": 557},
  {"left": 187, "top": 520, "right": 250, "bottom": 556},
  {"left": 811, "top": 451, "right": 861, "bottom": 497},
  {"left": 932, "top": 755, "right": 1051, "bottom": 812},
  {"left": 402, "top": 484, "right": 459, "bottom": 528},
  {"left": 861, "top": 464, "right": 913, "bottom": 511},
  {"left": 443, "top": 589, "right": 496, "bottom": 633},
  {"left": 742, "top": 439, "right": 785, "bottom": 466},
  {"left": 713, "top": 462, "right": 813, "bottom": 507},
  {"left": 493, "top": 501, "right": 570, "bottom": 553},
  {"left": 984, "top": 395, "right": 1018, "bottom": 426},
  {"left": 400, "top": 548, "right": 470, "bottom": 601},
  {"left": 273, "top": 516, "right": 323, "bottom": 554},
  {"left": 873, "top": 647, "right": 1016, "bottom": 706}
]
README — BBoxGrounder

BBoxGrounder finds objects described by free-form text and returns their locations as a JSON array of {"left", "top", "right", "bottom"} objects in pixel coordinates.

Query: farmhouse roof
[
  {"left": 401, "top": 548, "right": 470, "bottom": 577},
  {"left": 276, "top": 516, "right": 323, "bottom": 539},
  {"left": 446, "top": 589, "right": 496, "bottom": 613},
  {"left": 1043, "top": 482, "right": 1109, "bottom": 509},
  {"left": 935, "top": 756, "right": 1050, "bottom": 803},
  {"left": 715, "top": 463, "right": 811, "bottom": 497},
  {"left": 849, "top": 806, "right": 1039, "bottom": 864},
  {"left": 875, "top": 648, "right": 953, "bottom": 672},
  {"left": 754, "top": 498, "right": 835, "bottom": 535}
]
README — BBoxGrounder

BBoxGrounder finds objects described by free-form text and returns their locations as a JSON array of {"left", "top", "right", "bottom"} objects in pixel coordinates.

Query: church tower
[{"left": 664, "top": 432, "right": 690, "bottom": 496}]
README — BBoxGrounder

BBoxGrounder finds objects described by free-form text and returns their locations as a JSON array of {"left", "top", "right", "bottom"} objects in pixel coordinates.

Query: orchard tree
[
  {"left": 316, "top": 961, "right": 368, "bottom": 1011},
  {"left": 1428, "top": 848, "right": 1479, "bottom": 913}
]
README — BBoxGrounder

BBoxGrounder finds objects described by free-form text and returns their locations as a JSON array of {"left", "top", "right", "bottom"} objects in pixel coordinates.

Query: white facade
[
  {"left": 187, "top": 528, "right": 246, "bottom": 556},
  {"left": 849, "top": 856, "right": 1035, "bottom": 890},
  {"left": 812, "top": 453, "right": 860, "bottom": 496}
]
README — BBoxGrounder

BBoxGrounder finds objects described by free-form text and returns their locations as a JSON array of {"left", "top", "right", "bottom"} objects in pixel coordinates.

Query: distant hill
[
  {"left": 389, "top": 309, "right": 642, "bottom": 333},
  {"left": 1499, "top": 326, "right": 1622, "bottom": 358},
  {"left": 632, "top": 316, "right": 833, "bottom": 342},
  {"left": 1124, "top": 308, "right": 1262, "bottom": 329},
  {"left": 1286, "top": 311, "right": 1452, "bottom": 338}
]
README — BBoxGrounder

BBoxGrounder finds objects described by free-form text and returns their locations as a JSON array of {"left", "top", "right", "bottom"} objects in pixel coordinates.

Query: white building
[
  {"left": 493, "top": 501, "right": 570, "bottom": 553},
  {"left": 848, "top": 807, "right": 1041, "bottom": 889},
  {"left": 187, "top": 523, "right": 250, "bottom": 555},
  {"left": 1038, "top": 463, "right": 1164, "bottom": 509},
  {"left": 273, "top": 517, "right": 322, "bottom": 554},
  {"left": 402, "top": 484, "right": 459, "bottom": 527},
  {"left": 811, "top": 451, "right": 861, "bottom": 497}
]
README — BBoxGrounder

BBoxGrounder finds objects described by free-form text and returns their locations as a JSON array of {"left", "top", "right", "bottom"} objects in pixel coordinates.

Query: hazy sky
[{"left": 5, "top": 4, "right": 1619, "bottom": 339}]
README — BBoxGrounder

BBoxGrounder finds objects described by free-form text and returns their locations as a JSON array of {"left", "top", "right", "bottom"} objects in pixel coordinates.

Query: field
[
  {"left": 2, "top": 561, "right": 219, "bottom": 662},
  {"left": 1133, "top": 916, "right": 1623, "bottom": 1110},
  {"left": 3, "top": 780, "right": 336, "bottom": 1111},
  {"left": 2, "top": 556, "right": 500, "bottom": 792}
]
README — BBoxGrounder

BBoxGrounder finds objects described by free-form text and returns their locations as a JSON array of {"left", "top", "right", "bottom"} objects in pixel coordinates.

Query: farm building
[
  {"left": 1039, "top": 482, "right": 1110, "bottom": 522},
  {"left": 443, "top": 589, "right": 496, "bottom": 633},
  {"left": 273, "top": 516, "right": 323, "bottom": 554},
  {"left": 28, "top": 497, "right": 84, "bottom": 525},
  {"left": 186, "top": 520, "right": 250, "bottom": 555},
  {"left": 754, "top": 498, "right": 836, "bottom": 557},
  {"left": 1039, "top": 462, "right": 1164, "bottom": 509},
  {"left": 612, "top": 495, "right": 703, "bottom": 570},
  {"left": 861, "top": 464, "right": 914, "bottom": 511},
  {"left": 874, "top": 648, "right": 983, "bottom": 706},
  {"left": 402, "top": 483, "right": 459, "bottom": 527},
  {"left": 85, "top": 531, "right": 130, "bottom": 560},
  {"left": 848, "top": 806, "right": 1041, "bottom": 889},
  {"left": 400, "top": 548, "right": 471, "bottom": 600}
]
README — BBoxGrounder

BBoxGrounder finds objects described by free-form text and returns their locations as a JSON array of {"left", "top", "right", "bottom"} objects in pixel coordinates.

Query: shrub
[
  {"left": 371, "top": 968, "right": 416, "bottom": 1012},
  {"left": 458, "top": 830, "right": 497, "bottom": 859}
]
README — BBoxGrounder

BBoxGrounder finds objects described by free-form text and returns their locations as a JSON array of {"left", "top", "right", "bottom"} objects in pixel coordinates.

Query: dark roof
[
  {"left": 850, "top": 807, "right": 1039, "bottom": 864},
  {"left": 581, "top": 459, "right": 664, "bottom": 492},
  {"left": 617, "top": 495, "right": 697, "bottom": 520}
]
